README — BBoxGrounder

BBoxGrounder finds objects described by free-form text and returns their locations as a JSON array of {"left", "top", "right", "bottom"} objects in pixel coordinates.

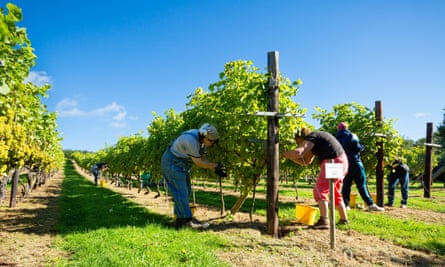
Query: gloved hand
[{"left": 214, "top": 162, "right": 227, "bottom": 177}]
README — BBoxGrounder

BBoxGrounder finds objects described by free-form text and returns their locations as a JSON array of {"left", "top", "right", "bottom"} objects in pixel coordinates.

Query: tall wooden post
[
  {"left": 9, "top": 169, "right": 19, "bottom": 208},
  {"left": 375, "top": 101, "right": 384, "bottom": 207},
  {"left": 424, "top": 122, "right": 433, "bottom": 198},
  {"left": 266, "top": 51, "right": 279, "bottom": 238}
]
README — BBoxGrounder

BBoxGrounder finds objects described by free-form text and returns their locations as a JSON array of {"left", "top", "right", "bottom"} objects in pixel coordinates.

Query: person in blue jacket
[
  {"left": 336, "top": 122, "right": 384, "bottom": 212},
  {"left": 91, "top": 162, "right": 108, "bottom": 186}
]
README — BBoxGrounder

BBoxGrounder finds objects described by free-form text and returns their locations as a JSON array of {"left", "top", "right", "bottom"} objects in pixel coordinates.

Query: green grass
[
  {"left": 56, "top": 162, "right": 445, "bottom": 266},
  {"left": 346, "top": 210, "right": 445, "bottom": 255},
  {"left": 344, "top": 184, "right": 445, "bottom": 255},
  {"left": 55, "top": 161, "right": 229, "bottom": 267}
]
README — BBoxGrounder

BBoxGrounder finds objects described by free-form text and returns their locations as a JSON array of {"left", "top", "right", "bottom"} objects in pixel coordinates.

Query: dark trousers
[
  {"left": 93, "top": 172, "right": 99, "bottom": 185},
  {"left": 387, "top": 172, "right": 409, "bottom": 205},
  {"left": 342, "top": 161, "right": 374, "bottom": 206}
]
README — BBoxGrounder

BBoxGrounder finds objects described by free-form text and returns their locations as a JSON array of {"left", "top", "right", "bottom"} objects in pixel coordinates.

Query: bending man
[{"left": 161, "top": 123, "right": 226, "bottom": 229}]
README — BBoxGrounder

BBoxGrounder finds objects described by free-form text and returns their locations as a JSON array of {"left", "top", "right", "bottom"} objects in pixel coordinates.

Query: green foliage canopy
[{"left": 0, "top": 3, "right": 64, "bottom": 174}]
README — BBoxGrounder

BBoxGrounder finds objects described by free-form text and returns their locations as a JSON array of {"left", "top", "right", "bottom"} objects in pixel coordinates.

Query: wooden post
[
  {"left": 9, "top": 169, "right": 19, "bottom": 208},
  {"left": 328, "top": 160, "right": 336, "bottom": 249},
  {"left": 374, "top": 101, "right": 384, "bottom": 207},
  {"left": 424, "top": 122, "right": 433, "bottom": 198},
  {"left": 219, "top": 175, "right": 225, "bottom": 215},
  {"left": 266, "top": 51, "right": 279, "bottom": 238}
]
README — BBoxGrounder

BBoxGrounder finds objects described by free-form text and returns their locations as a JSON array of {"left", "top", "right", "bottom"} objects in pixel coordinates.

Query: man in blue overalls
[
  {"left": 386, "top": 160, "right": 410, "bottom": 208},
  {"left": 161, "top": 123, "right": 226, "bottom": 229}
]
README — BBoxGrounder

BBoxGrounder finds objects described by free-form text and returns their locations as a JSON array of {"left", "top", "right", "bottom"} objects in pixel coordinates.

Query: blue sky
[{"left": 9, "top": 0, "right": 445, "bottom": 151}]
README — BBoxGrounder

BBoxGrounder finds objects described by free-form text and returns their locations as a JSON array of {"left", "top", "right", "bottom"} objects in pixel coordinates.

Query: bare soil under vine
[{"left": 0, "top": 167, "right": 444, "bottom": 267}]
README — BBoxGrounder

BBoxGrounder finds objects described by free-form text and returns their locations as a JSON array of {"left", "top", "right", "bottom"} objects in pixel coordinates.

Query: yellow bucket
[
  {"left": 190, "top": 204, "right": 196, "bottom": 216},
  {"left": 99, "top": 179, "right": 106, "bottom": 187},
  {"left": 172, "top": 203, "right": 196, "bottom": 218},
  {"left": 371, "top": 193, "right": 377, "bottom": 203},
  {"left": 295, "top": 204, "right": 318, "bottom": 225},
  {"left": 349, "top": 193, "right": 357, "bottom": 208}
]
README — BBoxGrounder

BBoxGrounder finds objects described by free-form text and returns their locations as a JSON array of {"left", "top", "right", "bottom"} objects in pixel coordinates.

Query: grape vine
[{"left": 0, "top": 3, "right": 64, "bottom": 207}]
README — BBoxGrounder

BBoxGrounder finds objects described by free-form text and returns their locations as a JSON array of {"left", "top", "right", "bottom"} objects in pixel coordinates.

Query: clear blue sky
[{"left": 9, "top": 0, "right": 445, "bottom": 151}]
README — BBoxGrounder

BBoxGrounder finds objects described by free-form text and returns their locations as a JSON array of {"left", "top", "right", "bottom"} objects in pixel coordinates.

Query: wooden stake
[
  {"left": 266, "top": 51, "right": 280, "bottom": 238},
  {"left": 424, "top": 122, "right": 433, "bottom": 198},
  {"left": 375, "top": 101, "right": 384, "bottom": 207}
]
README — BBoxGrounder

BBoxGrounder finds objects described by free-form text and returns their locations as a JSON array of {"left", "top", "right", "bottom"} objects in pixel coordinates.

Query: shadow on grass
[
  {"left": 193, "top": 190, "right": 299, "bottom": 214},
  {"left": 425, "top": 240, "right": 445, "bottom": 256},
  {"left": 189, "top": 190, "right": 307, "bottom": 236},
  {"left": 57, "top": 161, "right": 172, "bottom": 234}
]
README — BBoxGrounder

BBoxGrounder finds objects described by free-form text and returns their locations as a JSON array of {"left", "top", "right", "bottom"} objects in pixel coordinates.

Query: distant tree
[{"left": 313, "top": 102, "right": 403, "bottom": 178}]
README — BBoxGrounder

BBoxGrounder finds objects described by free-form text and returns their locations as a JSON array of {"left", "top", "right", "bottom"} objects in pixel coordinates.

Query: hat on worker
[
  {"left": 199, "top": 123, "right": 219, "bottom": 141},
  {"left": 337, "top": 122, "right": 348, "bottom": 130}
]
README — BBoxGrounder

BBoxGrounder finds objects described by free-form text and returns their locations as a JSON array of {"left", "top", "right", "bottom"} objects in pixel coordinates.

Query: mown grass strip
[{"left": 346, "top": 209, "right": 445, "bottom": 255}]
